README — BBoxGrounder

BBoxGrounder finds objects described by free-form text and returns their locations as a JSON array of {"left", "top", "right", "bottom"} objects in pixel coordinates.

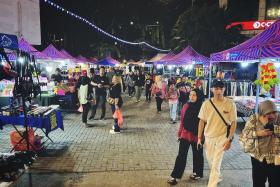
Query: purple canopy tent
[
  {"left": 60, "top": 49, "right": 78, "bottom": 62},
  {"left": 210, "top": 19, "right": 280, "bottom": 111},
  {"left": 7, "top": 38, "right": 50, "bottom": 61},
  {"left": 18, "top": 38, "right": 50, "bottom": 60},
  {"left": 154, "top": 52, "right": 175, "bottom": 65},
  {"left": 211, "top": 19, "right": 280, "bottom": 62},
  {"left": 76, "top": 55, "right": 89, "bottom": 63},
  {"left": 95, "top": 57, "right": 119, "bottom": 66},
  {"left": 165, "top": 46, "right": 210, "bottom": 66},
  {"left": 42, "top": 44, "right": 68, "bottom": 60}
]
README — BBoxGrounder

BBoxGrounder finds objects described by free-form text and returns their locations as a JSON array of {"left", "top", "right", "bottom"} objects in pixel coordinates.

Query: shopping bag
[
  {"left": 77, "top": 105, "right": 83, "bottom": 113},
  {"left": 113, "top": 109, "right": 123, "bottom": 128}
]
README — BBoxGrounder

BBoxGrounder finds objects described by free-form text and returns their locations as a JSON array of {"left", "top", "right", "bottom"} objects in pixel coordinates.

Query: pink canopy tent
[
  {"left": 60, "top": 49, "right": 78, "bottom": 62},
  {"left": 154, "top": 52, "right": 175, "bottom": 65},
  {"left": 76, "top": 55, "right": 89, "bottom": 63},
  {"left": 18, "top": 38, "right": 50, "bottom": 59},
  {"left": 42, "top": 44, "right": 68, "bottom": 60},
  {"left": 165, "top": 46, "right": 209, "bottom": 66}
]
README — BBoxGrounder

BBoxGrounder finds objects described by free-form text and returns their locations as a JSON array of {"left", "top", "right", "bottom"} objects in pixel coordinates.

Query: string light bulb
[{"left": 42, "top": 0, "right": 170, "bottom": 52}]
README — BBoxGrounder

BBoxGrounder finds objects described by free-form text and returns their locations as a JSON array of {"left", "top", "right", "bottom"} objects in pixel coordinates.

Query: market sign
[
  {"left": 195, "top": 64, "right": 203, "bottom": 77},
  {"left": 226, "top": 20, "right": 275, "bottom": 31}
]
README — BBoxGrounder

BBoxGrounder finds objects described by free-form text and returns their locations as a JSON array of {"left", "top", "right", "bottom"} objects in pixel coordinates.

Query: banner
[{"left": 0, "top": 33, "right": 18, "bottom": 50}]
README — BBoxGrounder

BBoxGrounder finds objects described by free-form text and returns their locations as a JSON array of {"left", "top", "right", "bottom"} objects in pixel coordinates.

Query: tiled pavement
[{"left": 0, "top": 95, "right": 253, "bottom": 187}]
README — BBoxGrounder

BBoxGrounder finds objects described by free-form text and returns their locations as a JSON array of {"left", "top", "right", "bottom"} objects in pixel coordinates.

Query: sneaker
[
  {"left": 112, "top": 126, "right": 115, "bottom": 130},
  {"left": 110, "top": 129, "right": 120, "bottom": 134},
  {"left": 157, "top": 111, "right": 161, "bottom": 114},
  {"left": 88, "top": 116, "right": 94, "bottom": 120},
  {"left": 189, "top": 174, "right": 202, "bottom": 180},
  {"left": 99, "top": 117, "right": 105, "bottom": 121},
  {"left": 167, "top": 178, "right": 177, "bottom": 185}
]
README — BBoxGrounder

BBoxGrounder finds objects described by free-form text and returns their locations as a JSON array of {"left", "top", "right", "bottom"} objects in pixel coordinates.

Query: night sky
[
  {"left": 39, "top": 0, "right": 260, "bottom": 60},
  {"left": 39, "top": 0, "right": 192, "bottom": 60}
]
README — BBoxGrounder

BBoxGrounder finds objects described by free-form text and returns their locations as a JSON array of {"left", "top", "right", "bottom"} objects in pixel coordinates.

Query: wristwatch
[{"left": 228, "top": 136, "right": 234, "bottom": 142}]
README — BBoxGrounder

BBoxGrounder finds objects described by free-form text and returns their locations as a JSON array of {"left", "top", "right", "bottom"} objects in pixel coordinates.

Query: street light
[{"left": 130, "top": 21, "right": 134, "bottom": 25}]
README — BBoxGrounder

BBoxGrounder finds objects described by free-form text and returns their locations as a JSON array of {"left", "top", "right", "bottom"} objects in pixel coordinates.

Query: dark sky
[
  {"left": 39, "top": 0, "right": 261, "bottom": 60},
  {"left": 39, "top": 0, "right": 191, "bottom": 60}
]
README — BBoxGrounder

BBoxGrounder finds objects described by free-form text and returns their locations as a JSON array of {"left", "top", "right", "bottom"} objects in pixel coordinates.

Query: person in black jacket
[
  {"left": 109, "top": 75, "right": 123, "bottom": 134},
  {"left": 134, "top": 70, "right": 145, "bottom": 102}
]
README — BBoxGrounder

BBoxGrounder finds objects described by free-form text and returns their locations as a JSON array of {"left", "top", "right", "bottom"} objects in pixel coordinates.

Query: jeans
[
  {"left": 169, "top": 102, "right": 178, "bottom": 121},
  {"left": 171, "top": 139, "right": 204, "bottom": 179},
  {"left": 145, "top": 88, "right": 151, "bottom": 101},
  {"left": 128, "top": 86, "right": 134, "bottom": 96},
  {"left": 155, "top": 97, "right": 163, "bottom": 112},
  {"left": 111, "top": 104, "right": 120, "bottom": 132},
  {"left": 90, "top": 94, "right": 106, "bottom": 119},
  {"left": 82, "top": 102, "right": 90, "bottom": 123},
  {"left": 251, "top": 157, "right": 280, "bottom": 187},
  {"left": 135, "top": 86, "right": 142, "bottom": 100}
]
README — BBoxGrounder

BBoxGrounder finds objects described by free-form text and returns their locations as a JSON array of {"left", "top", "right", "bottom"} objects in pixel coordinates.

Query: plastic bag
[
  {"left": 113, "top": 108, "right": 123, "bottom": 128},
  {"left": 77, "top": 105, "right": 83, "bottom": 113}
]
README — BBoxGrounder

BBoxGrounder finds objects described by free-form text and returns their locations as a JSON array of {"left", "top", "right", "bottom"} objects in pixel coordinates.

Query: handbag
[
  {"left": 209, "top": 99, "right": 230, "bottom": 138},
  {"left": 107, "top": 97, "right": 115, "bottom": 105}
]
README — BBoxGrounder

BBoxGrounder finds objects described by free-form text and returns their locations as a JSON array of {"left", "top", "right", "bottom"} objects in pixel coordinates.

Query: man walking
[
  {"left": 89, "top": 67, "right": 109, "bottom": 120},
  {"left": 197, "top": 79, "right": 237, "bottom": 187}
]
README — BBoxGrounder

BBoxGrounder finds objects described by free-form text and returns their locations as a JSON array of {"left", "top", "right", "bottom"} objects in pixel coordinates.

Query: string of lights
[{"left": 42, "top": 0, "right": 171, "bottom": 52}]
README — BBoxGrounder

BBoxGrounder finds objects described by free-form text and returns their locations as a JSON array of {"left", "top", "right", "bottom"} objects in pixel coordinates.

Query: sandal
[
  {"left": 189, "top": 173, "right": 202, "bottom": 180},
  {"left": 167, "top": 178, "right": 177, "bottom": 185}
]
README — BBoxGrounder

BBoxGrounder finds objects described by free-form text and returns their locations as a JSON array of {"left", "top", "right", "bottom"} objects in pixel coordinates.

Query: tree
[{"left": 170, "top": 0, "right": 248, "bottom": 56}]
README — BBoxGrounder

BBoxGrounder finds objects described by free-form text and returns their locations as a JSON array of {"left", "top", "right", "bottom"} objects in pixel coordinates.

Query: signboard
[
  {"left": 195, "top": 64, "right": 203, "bottom": 77},
  {"left": 0, "top": 33, "right": 18, "bottom": 50},
  {"left": 226, "top": 20, "right": 275, "bottom": 31}
]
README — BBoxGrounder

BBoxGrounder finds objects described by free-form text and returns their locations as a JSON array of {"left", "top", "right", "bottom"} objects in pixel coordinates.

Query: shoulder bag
[{"left": 209, "top": 99, "right": 230, "bottom": 138}]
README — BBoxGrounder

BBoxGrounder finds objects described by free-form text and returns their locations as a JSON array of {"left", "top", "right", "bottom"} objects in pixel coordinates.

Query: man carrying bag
[{"left": 197, "top": 79, "right": 237, "bottom": 187}]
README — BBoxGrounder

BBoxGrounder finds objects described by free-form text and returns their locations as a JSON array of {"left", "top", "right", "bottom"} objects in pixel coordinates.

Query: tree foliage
[{"left": 170, "top": 0, "right": 248, "bottom": 56}]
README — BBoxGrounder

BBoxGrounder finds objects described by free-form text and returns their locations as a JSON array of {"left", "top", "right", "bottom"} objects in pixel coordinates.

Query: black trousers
[
  {"left": 90, "top": 95, "right": 106, "bottom": 119},
  {"left": 251, "top": 157, "right": 280, "bottom": 187},
  {"left": 145, "top": 88, "right": 151, "bottom": 101},
  {"left": 155, "top": 97, "right": 163, "bottom": 111},
  {"left": 171, "top": 139, "right": 204, "bottom": 179},
  {"left": 82, "top": 102, "right": 90, "bottom": 123},
  {"left": 128, "top": 86, "right": 134, "bottom": 96}
]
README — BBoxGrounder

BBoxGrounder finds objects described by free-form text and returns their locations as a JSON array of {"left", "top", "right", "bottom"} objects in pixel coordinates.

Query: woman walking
[
  {"left": 167, "top": 89, "right": 204, "bottom": 185},
  {"left": 151, "top": 75, "right": 166, "bottom": 113},
  {"left": 109, "top": 75, "right": 123, "bottom": 134},
  {"left": 167, "top": 82, "right": 178, "bottom": 124}
]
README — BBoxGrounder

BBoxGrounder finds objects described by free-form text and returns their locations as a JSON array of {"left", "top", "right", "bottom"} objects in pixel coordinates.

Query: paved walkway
[{"left": 0, "top": 96, "right": 253, "bottom": 187}]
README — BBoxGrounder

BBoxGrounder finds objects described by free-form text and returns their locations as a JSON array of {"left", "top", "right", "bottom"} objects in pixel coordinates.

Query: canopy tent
[
  {"left": 6, "top": 38, "right": 49, "bottom": 61},
  {"left": 76, "top": 55, "right": 89, "bottom": 63},
  {"left": 210, "top": 18, "right": 280, "bottom": 112},
  {"left": 146, "top": 53, "right": 167, "bottom": 63},
  {"left": 95, "top": 57, "right": 118, "bottom": 66},
  {"left": 18, "top": 38, "right": 49, "bottom": 59},
  {"left": 211, "top": 19, "right": 280, "bottom": 62},
  {"left": 60, "top": 49, "right": 77, "bottom": 61},
  {"left": 127, "top": 59, "right": 144, "bottom": 67},
  {"left": 154, "top": 52, "right": 175, "bottom": 65},
  {"left": 42, "top": 44, "right": 68, "bottom": 60},
  {"left": 165, "top": 46, "right": 210, "bottom": 66}
]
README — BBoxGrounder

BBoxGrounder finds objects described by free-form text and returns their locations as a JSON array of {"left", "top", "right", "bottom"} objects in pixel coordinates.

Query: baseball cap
[{"left": 211, "top": 79, "right": 225, "bottom": 88}]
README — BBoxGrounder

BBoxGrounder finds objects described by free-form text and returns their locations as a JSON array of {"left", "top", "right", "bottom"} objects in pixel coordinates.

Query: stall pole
[
  {"left": 255, "top": 59, "right": 261, "bottom": 113},
  {"left": 208, "top": 62, "right": 212, "bottom": 99}
]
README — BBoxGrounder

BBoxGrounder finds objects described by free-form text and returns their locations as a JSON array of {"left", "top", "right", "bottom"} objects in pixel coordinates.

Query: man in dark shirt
[
  {"left": 89, "top": 67, "right": 109, "bottom": 120},
  {"left": 145, "top": 74, "right": 153, "bottom": 102},
  {"left": 134, "top": 70, "right": 145, "bottom": 102}
]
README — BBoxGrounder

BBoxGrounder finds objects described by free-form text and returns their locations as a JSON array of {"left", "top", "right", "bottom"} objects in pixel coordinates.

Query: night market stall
[{"left": 210, "top": 18, "right": 280, "bottom": 118}]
